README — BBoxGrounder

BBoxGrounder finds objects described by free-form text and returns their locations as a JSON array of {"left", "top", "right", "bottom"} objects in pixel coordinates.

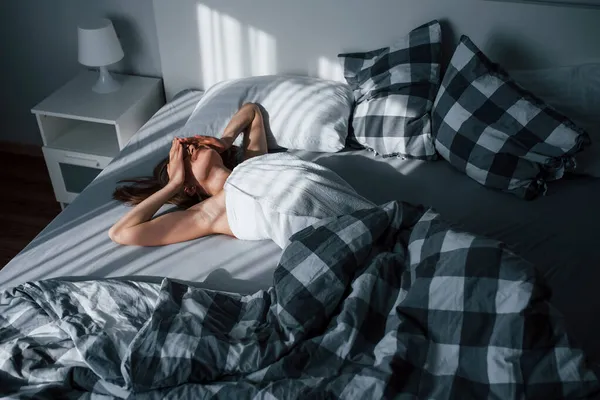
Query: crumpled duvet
[{"left": 1, "top": 201, "right": 598, "bottom": 399}]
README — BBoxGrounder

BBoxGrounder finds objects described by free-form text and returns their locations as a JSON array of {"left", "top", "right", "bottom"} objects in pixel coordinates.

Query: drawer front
[
  {"left": 42, "top": 147, "right": 113, "bottom": 204},
  {"left": 43, "top": 147, "right": 112, "bottom": 169}
]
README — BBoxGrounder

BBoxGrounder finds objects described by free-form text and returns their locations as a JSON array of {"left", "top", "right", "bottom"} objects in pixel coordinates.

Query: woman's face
[{"left": 182, "top": 143, "right": 224, "bottom": 189}]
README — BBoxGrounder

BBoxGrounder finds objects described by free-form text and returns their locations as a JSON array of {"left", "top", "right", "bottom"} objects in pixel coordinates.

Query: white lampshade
[{"left": 78, "top": 18, "right": 124, "bottom": 67}]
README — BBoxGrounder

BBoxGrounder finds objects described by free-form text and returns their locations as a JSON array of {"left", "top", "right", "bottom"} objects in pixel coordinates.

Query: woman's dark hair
[{"left": 113, "top": 145, "right": 240, "bottom": 209}]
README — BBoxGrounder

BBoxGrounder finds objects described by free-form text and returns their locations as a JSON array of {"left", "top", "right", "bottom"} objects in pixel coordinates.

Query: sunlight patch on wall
[
  {"left": 317, "top": 56, "right": 344, "bottom": 82},
  {"left": 197, "top": 3, "right": 218, "bottom": 86},
  {"left": 221, "top": 13, "right": 243, "bottom": 79},
  {"left": 197, "top": 3, "right": 277, "bottom": 89},
  {"left": 248, "top": 26, "right": 277, "bottom": 76}
]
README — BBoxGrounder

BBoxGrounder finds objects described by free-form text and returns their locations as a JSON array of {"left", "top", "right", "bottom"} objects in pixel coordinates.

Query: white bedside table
[{"left": 32, "top": 71, "right": 164, "bottom": 209}]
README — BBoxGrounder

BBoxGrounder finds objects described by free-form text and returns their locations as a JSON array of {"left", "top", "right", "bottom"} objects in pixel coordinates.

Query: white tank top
[
  {"left": 223, "top": 153, "right": 374, "bottom": 248},
  {"left": 224, "top": 184, "right": 270, "bottom": 242}
]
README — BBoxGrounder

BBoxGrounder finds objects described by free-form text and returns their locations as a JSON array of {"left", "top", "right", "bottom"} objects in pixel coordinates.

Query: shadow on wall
[
  {"left": 103, "top": 7, "right": 162, "bottom": 78},
  {"left": 107, "top": 14, "right": 143, "bottom": 75}
]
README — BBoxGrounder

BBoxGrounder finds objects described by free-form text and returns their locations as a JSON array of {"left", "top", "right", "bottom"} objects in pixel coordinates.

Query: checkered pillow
[
  {"left": 338, "top": 20, "right": 442, "bottom": 159},
  {"left": 433, "top": 36, "right": 591, "bottom": 199}
]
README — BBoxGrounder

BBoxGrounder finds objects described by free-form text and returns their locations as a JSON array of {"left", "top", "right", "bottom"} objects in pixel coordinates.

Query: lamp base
[{"left": 93, "top": 66, "right": 120, "bottom": 94}]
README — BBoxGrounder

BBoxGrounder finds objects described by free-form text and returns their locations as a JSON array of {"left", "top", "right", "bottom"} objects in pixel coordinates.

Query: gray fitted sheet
[{"left": 2, "top": 90, "right": 599, "bottom": 361}]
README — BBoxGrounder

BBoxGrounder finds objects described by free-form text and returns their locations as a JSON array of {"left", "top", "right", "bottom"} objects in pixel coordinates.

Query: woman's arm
[
  {"left": 108, "top": 198, "right": 216, "bottom": 246},
  {"left": 221, "top": 103, "right": 267, "bottom": 161}
]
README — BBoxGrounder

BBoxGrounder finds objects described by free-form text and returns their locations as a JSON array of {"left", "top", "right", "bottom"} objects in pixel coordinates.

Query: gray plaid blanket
[{"left": 1, "top": 201, "right": 598, "bottom": 399}]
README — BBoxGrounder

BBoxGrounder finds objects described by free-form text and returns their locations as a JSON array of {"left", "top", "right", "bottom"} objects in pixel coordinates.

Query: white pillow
[
  {"left": 511, "top": 64, "right": 600, "bottom": 177},
  {"left": 179, "top": 75, "right": 353, "bottom": 152}
]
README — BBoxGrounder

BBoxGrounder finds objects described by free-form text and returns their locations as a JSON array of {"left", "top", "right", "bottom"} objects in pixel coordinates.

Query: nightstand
[{"left": 32, "top": 71, "right": 164, "bottom": 209}]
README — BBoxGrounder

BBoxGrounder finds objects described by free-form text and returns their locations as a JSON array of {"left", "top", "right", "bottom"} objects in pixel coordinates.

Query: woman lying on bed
[{"left": 110, "top": 103, "right": 374, "bottom": 248}]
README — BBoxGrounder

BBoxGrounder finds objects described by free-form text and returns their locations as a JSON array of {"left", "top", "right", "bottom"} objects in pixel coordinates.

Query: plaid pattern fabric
[
  {"left": 338, "top": 20, "right": 442, "bottom": 160},
  {"left": 432, "top": 35, "right": 591, "bottom": 199},
  {"left": 2, "top": 202, "right": 598, "bottom": 399}
]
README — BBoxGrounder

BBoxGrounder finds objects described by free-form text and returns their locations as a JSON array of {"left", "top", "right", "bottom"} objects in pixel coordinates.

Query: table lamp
[{"left": 78, "top": 18, "right": 124, "bottom": 94}]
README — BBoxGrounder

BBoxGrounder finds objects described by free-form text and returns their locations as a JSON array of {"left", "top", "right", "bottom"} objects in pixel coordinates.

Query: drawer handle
[{"left": 63, "top": 154, "right": 101, "bottom": 168}]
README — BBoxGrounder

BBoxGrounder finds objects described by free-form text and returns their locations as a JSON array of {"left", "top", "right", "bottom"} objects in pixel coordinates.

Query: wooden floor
[{"left": 0, "top": 147, "right": 61, "bottom": 270}]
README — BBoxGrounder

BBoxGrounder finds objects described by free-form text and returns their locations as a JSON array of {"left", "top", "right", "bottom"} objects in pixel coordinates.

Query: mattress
[{"left": 2, "top": 90, "right": 599, "bottom": 361}]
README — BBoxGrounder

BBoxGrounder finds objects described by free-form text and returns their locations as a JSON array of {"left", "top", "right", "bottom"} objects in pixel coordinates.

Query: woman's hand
[
  {"left": 179, "top": 135, "right": 231, "bottom": 153},
  {"left": 166, "top": 138, "right": 186, "bottom": 189}
]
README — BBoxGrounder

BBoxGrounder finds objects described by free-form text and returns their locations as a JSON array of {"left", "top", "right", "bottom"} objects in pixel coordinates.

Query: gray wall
[
  {"left": 155, "top": 0, "right": 600, "bottom": 99},
  {"left": 0, "top": 0, "right": 162, "bottom": 146}
]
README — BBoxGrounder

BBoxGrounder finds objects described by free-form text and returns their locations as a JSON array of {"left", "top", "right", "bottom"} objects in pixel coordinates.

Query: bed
[
  {"left": 3, "top": 1, "right": 600, "bottom": 398},
  {"left": 4, "top": 88, "right": 600, "bottom": 298},
  {"left": 2, "top": 87, "right": 600, "bottom": 396}
]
